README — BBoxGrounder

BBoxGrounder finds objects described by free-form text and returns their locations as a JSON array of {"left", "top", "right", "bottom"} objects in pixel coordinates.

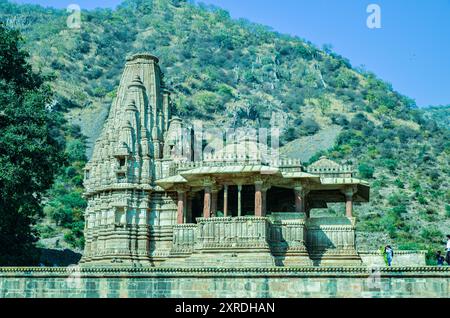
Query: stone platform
[{"left": 0, "top": 267, "right": 448, "bottom": 298}]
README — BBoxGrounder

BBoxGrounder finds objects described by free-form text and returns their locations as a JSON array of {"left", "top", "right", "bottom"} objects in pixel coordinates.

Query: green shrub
[
  {"left": 358, "top": 163, "right": 375, "bottom": 179},
  {"left": 381, "top": 159, "right": 398, "bottom": 172},
  {"left": 392, "top": 205, "right": 407, "bottom": 216},
  {"left": 35, "top": 225, "right": 57, "bottom": 239},
  {"left": 417, "top": 194, "right": 427, "bottom": 205},
  {"left": 66, "top": 140, "right": 87, "bottom": 162},
  {"left": 299, "top": 118, "right": 320, "bottom": 136},
  {"left": 350, "top": 113, "right": 369, "bottom": 130},
  {"left": 388, "top": 192, "right": 408, "bottom": 206},
  {"left": 421, "top": 228, "right": 443, "bottom": 244},
  {"left": 394, "top": 179, "right": 405, "bottom": 189}
]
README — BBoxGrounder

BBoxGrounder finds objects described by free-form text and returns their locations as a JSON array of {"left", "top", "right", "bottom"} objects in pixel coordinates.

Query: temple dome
[
  {"left": 211, "top": 136, "right": 276, "bottom": 162},
  {"left": 308, "top": 156, "right": 342, "bottom": 170},
  {"left": 126, "top": 53, "right": 159, "bottom": 63},
  {"left": 306, "top": 156, "right": 354, "bottom": 176}
]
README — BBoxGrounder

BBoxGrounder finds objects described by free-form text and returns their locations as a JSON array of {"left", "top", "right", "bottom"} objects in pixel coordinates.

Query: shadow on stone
[
  {"left": 306, "top": 229, "right": 335, "bottom": 266},
  {"left": 38, "top": 248, "right": 82, "bottom": 266}
]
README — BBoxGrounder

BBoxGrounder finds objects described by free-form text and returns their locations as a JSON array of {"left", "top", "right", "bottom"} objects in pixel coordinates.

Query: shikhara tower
[
  {"left": 82, "top": 53, "right": 371, "bottom": 268},
  {"left": 82, "top": 54, "right": 179, "bottom": 265}
]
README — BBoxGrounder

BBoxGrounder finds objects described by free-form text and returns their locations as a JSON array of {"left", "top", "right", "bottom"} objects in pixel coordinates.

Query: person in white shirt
[{"left": 446, "top": 235, "right": 450, "bottom": 265}]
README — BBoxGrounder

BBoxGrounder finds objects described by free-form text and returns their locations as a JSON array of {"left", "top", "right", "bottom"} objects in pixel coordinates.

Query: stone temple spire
[{"left": 81, "top": 53, "right": 172, "bottom": 266}]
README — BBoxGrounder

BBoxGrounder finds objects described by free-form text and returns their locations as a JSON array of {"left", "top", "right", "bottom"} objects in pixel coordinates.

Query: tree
[{"left": 0, "top": 24, "right": 65, "bottom": 265}]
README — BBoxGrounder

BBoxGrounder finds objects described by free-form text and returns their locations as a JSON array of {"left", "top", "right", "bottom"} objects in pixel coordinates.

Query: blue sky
[{"left": 10, "top": 0, "right": 450, "bottom": 107}]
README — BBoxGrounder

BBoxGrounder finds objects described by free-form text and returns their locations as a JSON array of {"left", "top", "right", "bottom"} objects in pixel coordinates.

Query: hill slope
[
  {"left": 423, "top": 105, "right": 450, "bottom": 130},
  {"left": 0, "top": 0, "right": 448, "bottom": 263}
]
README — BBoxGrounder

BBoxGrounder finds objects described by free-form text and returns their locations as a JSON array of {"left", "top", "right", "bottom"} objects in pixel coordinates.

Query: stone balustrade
[
  {"left": 304, "top": 217, "right": 360, "bottom": 265},
  {"left": 306, "top": 217, "right": 356, "bottom": 252},
  {"left": 195, "top": 217, "right": 270, "bottom": 250},
  {"left": 168, "top": 216, "right": 364, "bottom": 267},
  {"left": 172, "top": 224, "right": 196, "bottom": 254},
  {"left": 269, "top": 220, "right": 307, "bottom": 254}
]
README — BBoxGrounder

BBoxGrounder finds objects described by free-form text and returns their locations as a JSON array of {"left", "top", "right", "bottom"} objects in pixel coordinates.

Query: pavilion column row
[
  {"left": 179, "top": 184, "right": 355, "bottom": 223},
  {"left": 201, "top": 183, "right": 268, "bottom": 219}
]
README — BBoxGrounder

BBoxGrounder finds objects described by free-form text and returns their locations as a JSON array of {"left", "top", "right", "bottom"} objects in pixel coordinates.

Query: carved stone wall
[
  {"left": 167, "top": 217, "right": 361, "bottom": 267},
  {"left": 359, "top": 250, "right": 427, "bottom": 267},
  {"left": 166, "top": 217, "right": 275, "bottom": 267},
  {"left": 0, "top": 267, "right": 448, "bottom": 298},
  {"left": 306, "top": 217, "right": 361, "bottom": 265},
  {"left": 269, "top": 220, "right": 311, "bottom": 266},
  {"left": 171, "top": 224, "right": 196, "bottom": 255},
  {"left": 195, "top": 217, "right": 270, "bottom": 251}
]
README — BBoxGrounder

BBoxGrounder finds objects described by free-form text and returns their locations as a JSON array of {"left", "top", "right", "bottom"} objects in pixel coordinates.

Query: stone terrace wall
[
  {"left": 359, "top": 250, "right": 427, "bottom": 267},
  {"left": 0, "top": 267, "right": 448, "bottom": 298}
]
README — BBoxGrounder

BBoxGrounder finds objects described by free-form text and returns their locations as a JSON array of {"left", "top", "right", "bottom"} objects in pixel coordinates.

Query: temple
[{"left": 81, "top": 53, "right": 370, "bottom": 268}]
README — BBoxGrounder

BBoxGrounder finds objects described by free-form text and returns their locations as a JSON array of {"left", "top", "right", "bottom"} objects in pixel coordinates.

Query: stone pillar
[
  {"left": 177, "top": 190, "right": 185, "bottom": 225},
  {"left": 341, "top": 187, "right": 355, "bottom": 218},
  {"left": 223, "top": 185, "right": 229, "bottom": 217},
  {"left": 305, "top": 201, "right": 311, "bottom": 219},
  {"left": 255, "top": 181, "right": 263, "bottom": 217},
  {"left": 211, "top": 189, "right": 218, "bottom": 217},
  {"left": 294, "top": 186, "right": 305, "bottom": 213},
  {"left": 203, "top": 186, "right": 211, "bottom": 218},
  {"left": 237, "top": 185, "right": 243, "bottom": 217},
  {"left": 262, "top": 188, "right": 268, "bottom": 217},
  {"left": 186, "top": 193, "right": 193, "bottom": 223},
  {"left": 345, "top": 191, "right": 353, "bottom": 218}
]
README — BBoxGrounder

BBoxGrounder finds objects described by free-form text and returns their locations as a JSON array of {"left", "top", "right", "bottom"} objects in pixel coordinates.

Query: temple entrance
[
  {"left": 191, "top": 191, "right": 204, "bottom": 222},
  {"left": 266, "top": 187, "right": 295, "bottom": 213}
]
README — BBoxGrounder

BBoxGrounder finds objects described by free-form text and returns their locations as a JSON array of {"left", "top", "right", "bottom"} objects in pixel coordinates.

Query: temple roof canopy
[{"left": 180, "top": 165, "right": 279, "bottom": 177}]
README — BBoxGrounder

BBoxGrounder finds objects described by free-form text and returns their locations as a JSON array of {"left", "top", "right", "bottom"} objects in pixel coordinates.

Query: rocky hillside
[{"left": 1, "top": 0, "right": 448, "bottom": 263}]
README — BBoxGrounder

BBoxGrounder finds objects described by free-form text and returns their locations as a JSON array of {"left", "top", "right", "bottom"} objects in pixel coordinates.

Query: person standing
[
  {"left": 446, "top": 235, "right": 450, "bottom": 265},
  {"left": 384, "top": 245, "right": 394, "bottom": 267},
  {"left": 436, "top": 251, "right": 445, "bottom": 266}
]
